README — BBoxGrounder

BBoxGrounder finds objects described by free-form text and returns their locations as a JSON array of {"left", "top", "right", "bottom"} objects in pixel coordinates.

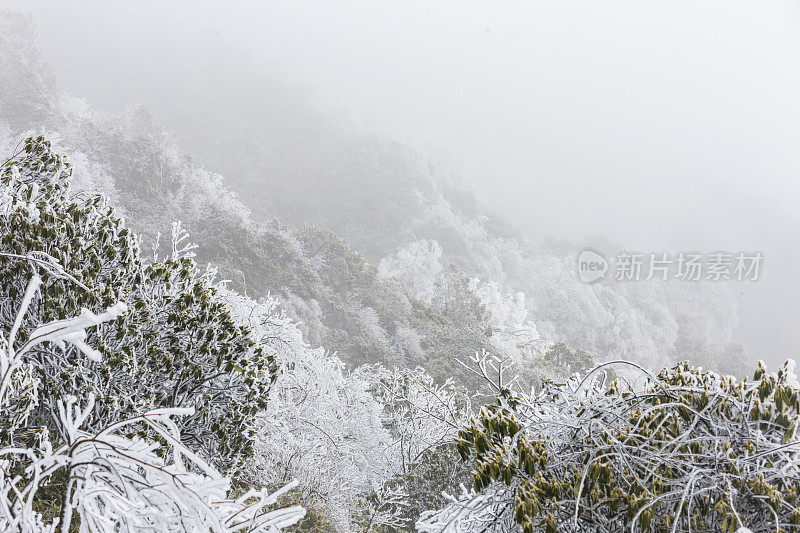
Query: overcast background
[{"left": 4, "top": 0, "right": 799, "bottom": 362}]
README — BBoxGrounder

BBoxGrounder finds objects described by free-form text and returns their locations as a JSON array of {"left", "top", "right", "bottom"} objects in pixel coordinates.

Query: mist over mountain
[
  {"left": 5, "top": 0, "right": 796, "bottom": 364},
  {"left": 1, "top": 4, "right": 798, "bottom": 531}
]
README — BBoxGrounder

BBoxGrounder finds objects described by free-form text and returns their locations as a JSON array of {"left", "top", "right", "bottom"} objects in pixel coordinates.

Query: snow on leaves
[
  {"left": 0, "top": 273, "right": 304, "bottom": 532},
  {"left": 426, "top": 358, "right": 800, "bottom": 533}
]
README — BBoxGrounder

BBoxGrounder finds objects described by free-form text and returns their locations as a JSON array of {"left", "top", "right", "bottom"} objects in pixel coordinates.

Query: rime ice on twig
[{"left": 0, "top": 268, "right": 305, "bottom": 532}]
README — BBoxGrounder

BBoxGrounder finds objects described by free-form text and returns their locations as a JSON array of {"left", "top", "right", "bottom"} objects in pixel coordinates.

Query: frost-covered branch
[
  {"left": 0, "top": 270, "right": 304, "bottom": 532},
  {"left": 422, "top": 359, "right": 800, "bottom": 532}
]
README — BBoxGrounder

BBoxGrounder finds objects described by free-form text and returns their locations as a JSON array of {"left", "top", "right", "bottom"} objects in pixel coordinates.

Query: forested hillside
[
  {"left": 0, "top": 13, "right": 746, "bottom": 384},
  {"left": 0, "top": 11, "right": 767, "bottom": 532}
]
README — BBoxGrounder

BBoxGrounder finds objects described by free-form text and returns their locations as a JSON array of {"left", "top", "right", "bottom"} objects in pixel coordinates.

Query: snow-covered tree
[
  {"left": 223, "top": 290, "right": 396, "bottom": 532},
  {"left": 370, "top": 366, "right": 473, "bottom": 530},
  {"left": 374, "top": 367, "right": 471, "bottom": 478},
  {"left": 0, "top": 11, "right": 56, "bottom": 132},
  {"left": 222, "top": 289, "right": 477, "bottom": 532},
  {"left": 0, "top": 137, "right": 278, "bottom": 471},
  {"left": 0, "top": 267, "right": 304, "bottom": 532},
  {"left": 421, "top": 357, "right": 800, "bottom": 532},
  {"left": 378, "top": 240, "right": 443, "bottom": 304}
]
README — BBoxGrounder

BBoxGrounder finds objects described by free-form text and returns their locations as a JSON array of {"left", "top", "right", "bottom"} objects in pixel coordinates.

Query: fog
[{"left": 4, "top": 0, "right": 800, "bottom": 362}]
